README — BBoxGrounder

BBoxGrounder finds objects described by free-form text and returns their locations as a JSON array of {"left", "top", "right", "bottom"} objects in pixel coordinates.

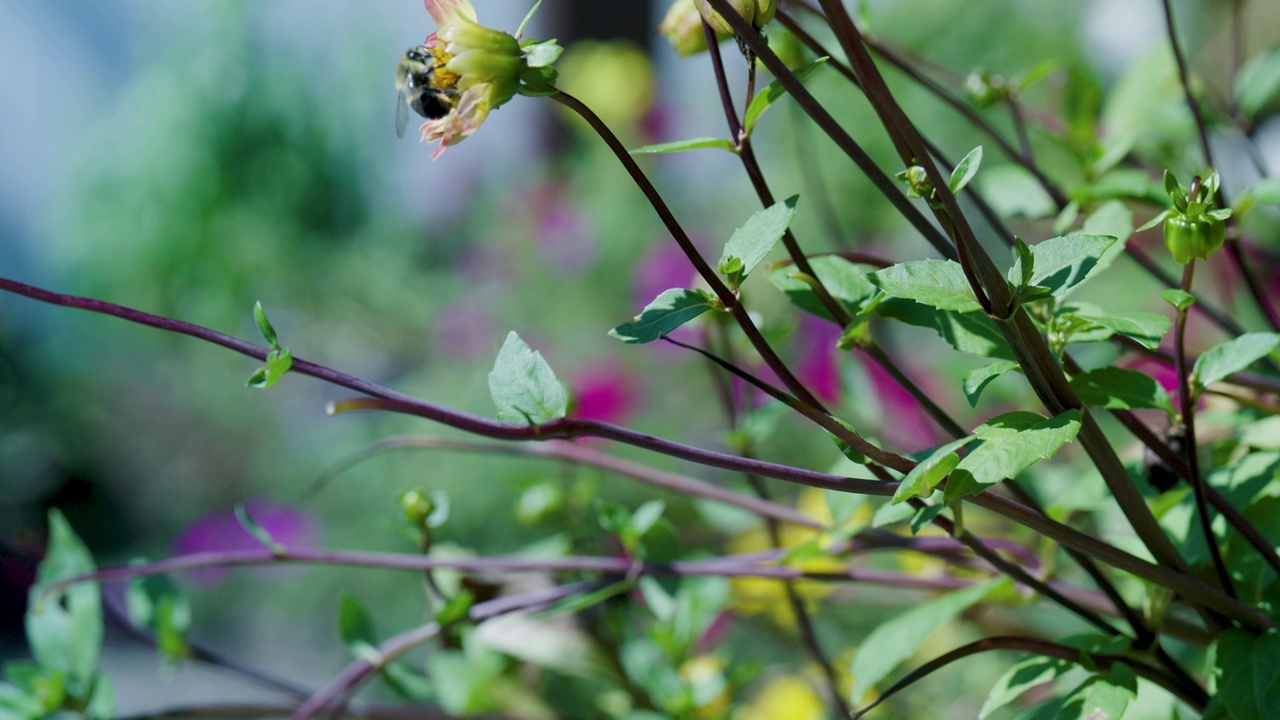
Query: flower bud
[
  {"left": 695, "top": 0, "right": 775, "bottom": 35},
  {"left": 659, "top": 0, "right": 724, "bottom": 56}
]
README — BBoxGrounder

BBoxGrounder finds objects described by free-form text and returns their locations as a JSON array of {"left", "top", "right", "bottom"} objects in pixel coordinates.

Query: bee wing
[{"left": 395, "top": 85, "right": 411, "bottom": 139}]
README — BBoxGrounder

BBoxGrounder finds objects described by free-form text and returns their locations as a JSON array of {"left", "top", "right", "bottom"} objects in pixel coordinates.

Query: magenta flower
[{"left": 570, "top": 363, "right": 640, "bottom": 424}]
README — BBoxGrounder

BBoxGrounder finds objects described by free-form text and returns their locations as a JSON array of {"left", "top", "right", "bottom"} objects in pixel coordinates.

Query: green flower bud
[
  {"left": 660, "top": 0, "right": 726, "bottom": 56},
  {"left": 1163, "top": 213, "right": 1225, "bottom": 264},
  {"left": 695, "top": 0, "right": 776, "bottom": 36}
]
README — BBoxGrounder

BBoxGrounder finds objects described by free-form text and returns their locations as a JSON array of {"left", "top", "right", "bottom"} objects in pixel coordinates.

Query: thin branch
[
  {"left": 851, "top": 635, "right": 1207, "bottom": 718},
  {"left": 306, "top": 435, "right": 823, "bottom": 530}
]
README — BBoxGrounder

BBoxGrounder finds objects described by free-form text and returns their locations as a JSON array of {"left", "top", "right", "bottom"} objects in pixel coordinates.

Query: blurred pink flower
[
  {"left": 174, "top": 501, "right": 318, "bottom": 585},
  {"left": 862, "top": 355, "right": 939, "bottom": 454},
  {"left": 633, "top": 238, "right": 699, "bottom": 307},
  {"left": 571, "top": 363, "right": 640, "bottom": 424},
  {"left": 795, "top": 315, "right": 842, "bottom": 404},
  {"left": 433, "top": 302, "right": 498, "bottom": 359}
]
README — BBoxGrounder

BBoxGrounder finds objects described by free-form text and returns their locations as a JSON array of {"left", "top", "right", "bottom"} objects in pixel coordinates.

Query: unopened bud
[{"left": 695, "top": 0, "right": 775, "bottom": 35}]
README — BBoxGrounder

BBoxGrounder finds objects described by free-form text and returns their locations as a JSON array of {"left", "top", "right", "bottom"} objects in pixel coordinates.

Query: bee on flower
[{"left": 398, "top": 0, "right": 561, "bottom": 160}]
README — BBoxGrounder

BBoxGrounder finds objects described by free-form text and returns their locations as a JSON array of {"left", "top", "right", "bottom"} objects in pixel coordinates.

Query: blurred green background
[{"left": 1, "top": 0, "right": 1276, "bottom": 715}]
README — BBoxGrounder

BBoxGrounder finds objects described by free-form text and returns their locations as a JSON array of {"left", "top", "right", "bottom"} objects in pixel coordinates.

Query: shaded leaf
[
  {"left": 1071, "top": 367, "right": 1172, "bottom": 411},
  {"left": 1067, "top": 308, "right": 1171, "bottom": 350},
  {"left": 769, "top": 256, "right": 878, "bottom": 322},
  {"left": 1215, "top": 629, "right": 1280, "bottom": 720},
  {"left": 1192, "top": 333, "right": 1280, "bottom": 393},
  {"left": 1008, "top": 234, "right": 1116, "bottom": 297},
  {"left": 849, "top": 580, "right": 1003, "bottom": 699},
  {"left": 876, "top": 299, "right": 1014, "bottom": 360},
  {"left": 893, "top": 437, "right": 975, "bottom": 504},
  {"left": 870, "top": 260, "right": 981, "bottom": 312},
  {"left": 744, "top": 58, "right": 828, "bottom": 133},
  {"left": 979, "top": 655, "right": 1073, "bottom": 719},
  {"left": 1236, "top": 49, "right": 1280, "bottom": 119},
  {"left": 963, "top": 361, "right": 1021, "bottom": 407},
  {"left": 609, "top": 289, "right": 717, "bottom": 345}
]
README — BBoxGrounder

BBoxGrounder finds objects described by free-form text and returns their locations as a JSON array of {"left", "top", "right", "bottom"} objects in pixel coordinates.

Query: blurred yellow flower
[
  {"left": 680, "top": 655, "right": 732, "bottom": 719},
  {"left": 734, "top": 674, "right": 824, "bottom": 720}
]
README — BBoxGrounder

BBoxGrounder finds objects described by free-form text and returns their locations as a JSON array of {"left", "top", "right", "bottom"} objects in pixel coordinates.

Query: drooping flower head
[{"left": 412, "top": 0, "right": 561, "bottom": 159}]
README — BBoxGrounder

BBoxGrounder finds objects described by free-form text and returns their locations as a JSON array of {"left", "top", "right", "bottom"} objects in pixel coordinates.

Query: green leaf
[
  {"left": 1241, "top": 177, "right": 1280, "bottom": 209},
  {"left": 520, "top": 40, "right": 562, "bottom": 69},
  {"left": 253, "top": 302, "right": 279, "bottom": 348},
  {"left": 849, "top": 579, "right": 1003, "bottom": 699},
  {"left": 1192, "top": 332, "right": 1280, "bottom": 393},
  {"left": 1066, "top": 664, "right": 1138, "bottom": 720},
  {"left": 1071, "top": 367, "right": 1172, "bottom": 411},
  {"left": 829, "top": 418, "right": 868, "bottom": 465},
  {"left": 630, "top": 137, "right": 736, "bottom": 155},
  {"left": 769, "top": 256, "right": 879, "bottom": 322},
  {"left": 234, "top": 503, "right": 287, "bottom": 556},
  {"left": 744, "top": 57, "right": 828, "bottom": 134},
  {"left": 609, "top": 289, "right": 717, "bottom": 344},
  {"left": 963, "top": 361, "right": 1021, "bottom": 407},
  {"left": 1067, "top": 308, "right": 1171, "bottom": 350},
  {"left": 126, "top": 570, "right": 191, "bottom": 664},
  {"left": 1162, "top": 288, "right": 1195, "bottom": 311},
  {"left": 1236, "top": 49, "right": 1280, "bottom": 119},
  {"left": 1012, "top": 237, "right": 1034, "bottom": 288},
  {"left": 870, "top": 260, "right": 982, "bottom": 312},
  {"left": 876, "top": 299, "right": 1014, "bottom": 360},
  {"left": 1007, "top": 234, "right": 1116, "bottom": 297},
  {"left": 871, "top": 500, "right": 915, "bottom": 528},
  {"left": 248, "top": 347, "right": 293, "bottom": 389},
  {"left": 978, "top": 164, "right": 1056, "bottom": 218},
  {"left": 947, "top": 146, "right": 983, "bottom": 196},
  {"left": 435, "top": 590, "right": 475, "bottom": 626},
  {"left": 944, "top": 411, "right": 1082, "bottom": 502},
  {"left": 718, "top": 196, "right": 799, "bottom": 287},
  {"left": 488, "top": 331, "right": 568, "bottom": 424},
  {"left": 1216, "top": 629, "right": 1280, "bottom": 720},
  {"left": 979, "top": 655, "right": 1074, "bottom": 719},
  {"left": 909, "top": 504, "right": 946, "bottom": 534},
  {"left": 338, "top": 593, "right": 381, "bottom": 663},
  {"left": 26, "top": 511, "right": 102, "bottom": 697},
  {"left": 892, "top": 437, "right": 975, "bottom": 503}
]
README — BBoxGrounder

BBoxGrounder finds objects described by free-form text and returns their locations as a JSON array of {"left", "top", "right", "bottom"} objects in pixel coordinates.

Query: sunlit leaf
[
  {"left": 488, "top": 331, "right": 568, "bottom": 424},
  {"left": 609, "top": 289, "right": 717, "bottom": 344}
]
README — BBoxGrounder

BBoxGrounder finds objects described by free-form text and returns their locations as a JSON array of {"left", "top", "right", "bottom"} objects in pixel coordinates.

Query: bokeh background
[{"left": 2, "top": 0, "right": 1278, "bottom": 715}]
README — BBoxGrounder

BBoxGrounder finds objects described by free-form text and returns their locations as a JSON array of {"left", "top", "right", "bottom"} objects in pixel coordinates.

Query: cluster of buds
[{"left": 659, "top": 0, "right": 776, "bottom": 56}]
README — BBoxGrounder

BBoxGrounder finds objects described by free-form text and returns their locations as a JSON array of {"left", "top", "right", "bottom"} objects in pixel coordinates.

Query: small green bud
[
  {"left": 1158, "top": 171, "right": 1232, "bottom": 264},
  {"left": 897, "top": 165, "right": 933, "bottom": 199},
  {"left": 695, "top": 0, "right": 776, "bottom": 36}
]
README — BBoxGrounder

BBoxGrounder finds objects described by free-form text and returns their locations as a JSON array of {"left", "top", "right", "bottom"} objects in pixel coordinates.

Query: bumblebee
[{"left": 395, "top": 45, "right": 456, "bottom": 138}]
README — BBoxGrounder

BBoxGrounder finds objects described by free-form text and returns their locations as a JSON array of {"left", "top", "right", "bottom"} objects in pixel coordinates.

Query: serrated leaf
[
  {"left": 1236, "top": 49, "right": 1280, "bottom": 119},
  {"left": 944, "top": 411, "right": 1082, "bottom": 502},
  {"left": 718, "top": 196, "right": 799, "bottom": 286},
  {"left": 488, "top": 331, "right": 568, "bottom": 424},
  {"left": 876, "top": 298, "right": 1014, "bottom": 360},
  {"left": 870, "top": 260, "right": 982, "bottom": 312},
  {"left": 630, "top": 137, "right": 736, "bottom": 155},
  {"left": 979, "top": 655, "right": 1074, "bottom": 719},
  {"left": 769, "top": 256, "right": 879, "bottom": 322},
  {"left": 744, "top": 57, "right": 828, "bottom": 133},
  {"left": 849, "top": 579, "right": 1002, "bottom": 699},
  {"left": 1007, "top": 234, "right": 1116, "bottom": 297},
  {"left": 609, "top": 288, "right": 717, "bottom": 344},
  {"left": 893, "top": 437, "right": 976, "bottom": 503},
  {"left": 948, "top": 146, "right": 983, "bottom": 195},
  {"left": 1192, "top": 332, "right": 1280, "bottom": 393},
  {"left": 1071, "top": 367, "right": 1172, "bottom": 411},
  {"left": 1067, "top": 309, "right": 1171, "bottom": 350},
  {"left": 963, "top": 361, "right": 1021, "bottom": 407}
]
